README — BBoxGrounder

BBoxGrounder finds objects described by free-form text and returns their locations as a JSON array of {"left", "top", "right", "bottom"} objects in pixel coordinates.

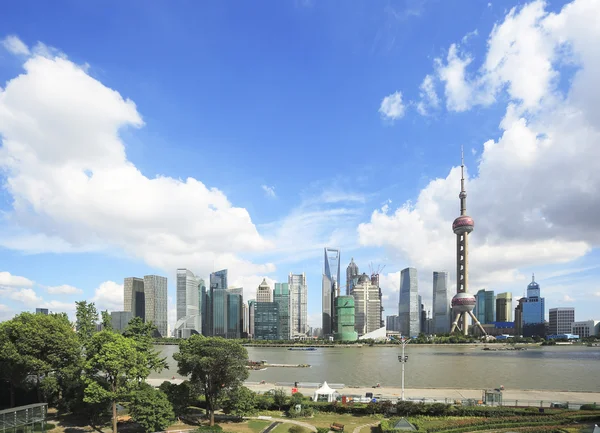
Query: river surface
[{"left": 151, "top": 345, "right": 600, "bottom": 392}]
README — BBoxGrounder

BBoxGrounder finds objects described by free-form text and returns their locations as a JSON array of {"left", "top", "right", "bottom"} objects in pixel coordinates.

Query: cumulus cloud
[
  {"left": 379, "top": 91, "right": 405, "bottom": 120},
  {"left": 362, "top": 0, "right": 600, "bottom": 295},
  {"left": 46, "top": 284, "right": 83, "bottom": 295},
  {"left": 91, "top": 281, "right": 124, "bottom": 312},
  {"left": 261, "top": 185, "right": 276, "bottom": 198},
  {"left": 0, "top": 48, "right": 274, "bottom": 280},
  {"left": 1, "top": 35, "right": 30, "bottom": 56},
  {"left": 0, "top": 271, "right": 34, "bottom": 287},
  {"left": 416, "top": 74, "right": 440, "bottom": 116}
]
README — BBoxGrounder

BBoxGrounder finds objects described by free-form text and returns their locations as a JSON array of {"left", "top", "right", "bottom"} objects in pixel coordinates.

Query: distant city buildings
[
  {"left": 175, "top": 268, "right": 201, "bottom": 338},
  {"left": 334, "top": 296, "right": 358, "bottom": 341},
  {"left": 386, "top": 315, "right": 401, "bottom": 332},
  {"left": 432, "top": 271, "right": 450, "bottom": 334},
  {"left": 549, "top": 307, "right": 575, "bottom": 335},
  {"left": 274, "top": 282, "right": 291, "bottom": 340},
  {"left": 571, "top": 320, "right": 600, "bottom": 338},
  {"left": 254, "top": 302, "right": 279, "bottom": 340},
  {"left": 123, "top": 275, "right": 168, "bottom": 337},
  {"left": 475, "top": 289, "right": 496, "bottom": 324},
  {"left": 256, "top": 278, "right": 272, "bottom": 303},
  {"left": 518, "top": 274, "right": 546, "bottom": 337},
  {"left": 111, "top": 311, "right": 132, "bottom": 331},
  {"left": 399, "top": 267, "right": 420, "bottom": 337},
  {"left": 35, "top": 308, "right": 49, "bottom": 315}
]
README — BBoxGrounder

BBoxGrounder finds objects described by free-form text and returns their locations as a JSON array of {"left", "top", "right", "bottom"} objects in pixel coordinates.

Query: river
[{"left": 151, "top": 344, "right": 600, "bottom": 392}]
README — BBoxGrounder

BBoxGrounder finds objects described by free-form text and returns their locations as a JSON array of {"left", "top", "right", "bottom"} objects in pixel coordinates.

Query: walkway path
[
  {"left": 351, "top": 422, "right": 380, "bottom": 433},
  {"left": 262, "top": 421, "right": 281, "bottom": 433},
  {"left": 249, "top": 417, "right": 317, "bottom": 432}
]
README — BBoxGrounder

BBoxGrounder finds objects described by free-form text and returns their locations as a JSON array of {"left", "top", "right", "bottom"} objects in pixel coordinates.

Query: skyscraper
[
  {"left": 399, "top": 267, "right": 420, "bottom": 337},
  {"left": 346, "top": 258, "right": 359, "bottom": 296},
  {"left": 256, "top": 279, "right": 273, "bottom": 303},
  {"left": 549, "top": 307, "right": 575, "bottom": 335},
  {"left": 124, "top": 275, "right": 168, "bottom": 337},
  {"left": 248, "top": 299, "right": 256, "bottom": 338},
  {"left": 450, "top": 149, "right": 485, "bottom": 335},
  {"left": 289, "top": 272, "right": 308, "bottom": 337},
  {"left": 254, "top": 302, "right": 279, "bottom": 340},
  {"left": 143, "top": 275, "right": 168, "bottom": 338},
  {"left": 274, "top": 282, "right": 291, "bottom": 340},
  {"left": 227, "top": 287, "right": 243, "bottom": 339},
  {"left": 176, "top": 269, "right": 201, "bottom": 336},
  {"left": 432, "top": 271, "right": 450, "bottom": 334},
  {"left": 496, "top": 292, "right": 513, "bottom": 322},
  {"left": 322, "top": 247, "right": 340, "bottom": 336},
  {"left": 521, "top": 274, "right": 546, "bottom": 337},
  {"left": 334, "top": 296, "right": 358, "bottom": 341},
  {"left": 351, "top": 273, "right": 382, "bottom": 336},
  {"left": 209, "top": 269, "right": 228, "bottom": 337}
]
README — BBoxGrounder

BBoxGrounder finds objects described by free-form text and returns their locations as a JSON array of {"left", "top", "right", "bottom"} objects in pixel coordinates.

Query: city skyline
[{"left": 1, "top": 0, "right": 600, "bottom": 327}]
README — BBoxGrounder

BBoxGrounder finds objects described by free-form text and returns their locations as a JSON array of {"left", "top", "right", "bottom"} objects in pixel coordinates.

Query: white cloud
[
  {"left": 91, "top": 281, "right": 124, "bottom": 312},
  {"left": 45, "top": 284, "right": 83, "bottom": 295},
  {"left": 0, "top": 288, "right": 42, "bottom": 304},
  {"left": 0, "top": 271, "right": 34, "bottom": 287},
  {"left": 379, "top": 91, "right": 405, "bottom": 120},
  {"left": 416, "top": 74, "right": 440, "bottom": 116},
  {"left": 0, "top": 49, "right": 274, "bottom": 280},
  {"left": 261, "top": 185, "right": 276, "bottom": 198},
  {"left": 1, "top": 35, "right": 30, "bottom": 56},
  {"left": 563, "top": 294, "right": 575, "bottom": 302},
  {"left": 362, "top": 0, "right": 600, "bottom": 295}
]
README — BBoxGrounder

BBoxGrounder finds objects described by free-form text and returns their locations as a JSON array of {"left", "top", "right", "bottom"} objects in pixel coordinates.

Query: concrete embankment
[{"left": 146, "top": 378, "right": 600, "bottom": 406}]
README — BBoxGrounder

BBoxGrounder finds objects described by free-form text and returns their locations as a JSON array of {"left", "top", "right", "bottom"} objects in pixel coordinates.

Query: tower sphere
[
  {"left": 452, "top": 215, "right": 474, "bottom": 234},
  {"left": 451, "top": 292, "right": 476, "bottom": 313}
]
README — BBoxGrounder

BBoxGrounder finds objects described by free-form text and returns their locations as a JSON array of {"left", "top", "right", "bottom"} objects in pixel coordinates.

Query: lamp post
[{"left": 397, "top": 337, "right": 409, "bottom": 401}]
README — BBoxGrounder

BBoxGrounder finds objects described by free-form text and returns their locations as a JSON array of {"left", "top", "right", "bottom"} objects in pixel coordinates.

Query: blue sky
[{"left": 1, "top": 0, "right": 599, "bottom": 330}]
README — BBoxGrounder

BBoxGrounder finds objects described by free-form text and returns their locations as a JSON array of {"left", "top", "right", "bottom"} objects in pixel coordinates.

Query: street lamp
[{"left": 397, "top": 337, "right": 409, "bottom": 401}]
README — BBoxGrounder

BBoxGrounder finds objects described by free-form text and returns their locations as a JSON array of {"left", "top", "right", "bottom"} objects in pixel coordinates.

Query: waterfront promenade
[{"left": 146, "top": 378, "right": 600, "bottom": 406}]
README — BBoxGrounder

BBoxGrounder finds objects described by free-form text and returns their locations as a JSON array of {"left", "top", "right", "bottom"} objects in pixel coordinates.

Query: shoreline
[{"left": 146, "top": 378, "right": 600, "bottom": 403}]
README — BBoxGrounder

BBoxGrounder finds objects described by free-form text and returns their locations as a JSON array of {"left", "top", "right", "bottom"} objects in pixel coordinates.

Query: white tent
[{"left": 313, "top": 381, "right": 338, "bottom": 402}]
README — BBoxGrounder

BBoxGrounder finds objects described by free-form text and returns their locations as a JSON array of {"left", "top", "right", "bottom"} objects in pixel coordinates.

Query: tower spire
[{"left": 460, "top": 144, "right": 467, "bottom": 216}]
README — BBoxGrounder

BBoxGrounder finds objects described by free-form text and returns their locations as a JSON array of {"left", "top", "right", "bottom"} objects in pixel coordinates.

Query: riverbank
[{"left": 145, "top": 378, "right": 600, "bottom": 405}]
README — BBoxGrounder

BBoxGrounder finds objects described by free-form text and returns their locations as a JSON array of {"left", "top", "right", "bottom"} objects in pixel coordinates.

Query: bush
[
  {"left": 289, "top": 426, "right": 307, "bottom": 433},
  {"left": 196, "top": 425, "right": 223, "bottom": 433},
  {"left": 316, "top": 428, "right": 330, "bottom": 433},
  {"left": 580, "top": 404, "right": 599, "bottom": 410},
  {"left": 33, "top": 423, "right": 56, "bottom": 431}
]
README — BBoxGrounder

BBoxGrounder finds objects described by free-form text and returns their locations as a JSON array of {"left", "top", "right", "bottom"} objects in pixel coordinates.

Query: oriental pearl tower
[{"left": 449, "top": 148, "right": 486, "bottom": 336}]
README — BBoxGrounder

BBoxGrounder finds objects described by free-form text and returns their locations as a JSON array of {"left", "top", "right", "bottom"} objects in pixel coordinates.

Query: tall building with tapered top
[
  {"left": 450, "top": 149, "right": 486, "bottom": 335},
  {"left": 322, "top": 247, "right": 340, "bottom": 336},
  {"left": 346, "top": 258, "right": 359, "bottom": 296}
]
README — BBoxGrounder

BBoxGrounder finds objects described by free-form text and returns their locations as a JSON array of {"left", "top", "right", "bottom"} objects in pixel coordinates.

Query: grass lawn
[
  {"left": 271, "top": 423, "right": 295, "bottom": 433},
  {"left": 216, "top": 419, "right": 272, "bottom": 433},
  {"left": 290, "top": 413, "right": 382, "bottom": 429}
]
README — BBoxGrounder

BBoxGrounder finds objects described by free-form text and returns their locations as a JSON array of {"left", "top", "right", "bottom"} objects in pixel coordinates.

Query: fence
[{"left": 0, "top": 403, "right": 48, "bottom": 433}]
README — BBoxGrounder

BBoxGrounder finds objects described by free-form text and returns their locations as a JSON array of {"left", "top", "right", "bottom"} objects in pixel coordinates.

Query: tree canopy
[{"left": 174, "top": 335, "right": 249, "bottom": 425}]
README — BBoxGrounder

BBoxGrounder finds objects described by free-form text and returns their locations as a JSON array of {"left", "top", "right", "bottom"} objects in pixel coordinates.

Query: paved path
[
  {"left": 249, "top": 417, "right": 317, "bottom": 432},
  {"left": 262, "top": 422, "right": 281, "bottom": 433},
  {"left": 352, "top": 422, "right": 380, "bottom": 433}
]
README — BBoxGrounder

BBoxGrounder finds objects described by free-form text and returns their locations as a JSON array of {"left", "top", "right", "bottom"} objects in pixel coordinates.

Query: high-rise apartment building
[
  {"left": 322, "top": 248, "right": 340, "bottom": 336},
  {"left": 289, "top": 272, "right": 308, "bottom": 337},
  {"left": 351, "top": 273, "right": 382, "bottom": 336},
  {"left": 399, "top": 267, "right": 420, "bottom": 337},
  {"left": 386, "top": 315, "right": 401, "bottom": 332},
  {"left": 176, "top": 269, "right": 201, "bottom": 337},
  {"left": 346, "top": 258, "right": 359, "bottom": 296},
  {"left": 124, "top": 275, "right": 168, "bottom": 337},
  {"left": 475, "top": 289, "right": 496, "bottom": 324},
  {"left": 549, "top": 307, "right": 575, "bottom": 335},
  {"left": 256, "top": 279, "right": 273, "bottom": 303},
  {"left": 274, "top": 283, "right": 291, "bottom": 340},
  {"left": 432, "top": 271, "right": 450, "bottom": 334},
  {"left": 111, "top": 311, "right": 132, "bottom": 331},
  {"left": 496, "top": 292, "right": 513, "bottom": 322}
]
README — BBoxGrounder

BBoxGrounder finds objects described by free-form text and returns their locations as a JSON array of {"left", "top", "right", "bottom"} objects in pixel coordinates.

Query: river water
[{"left": 152, "top": 344, "right": 600, "bottom": 392}]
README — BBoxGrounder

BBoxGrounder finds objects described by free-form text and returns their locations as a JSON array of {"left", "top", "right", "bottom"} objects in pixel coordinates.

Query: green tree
[
  {"left": 101, "top": 310, "right": 113, "bottom": 331},
  {"left": 174, "top": 335, "right": 249, "bottom": 425},
  {"left": 272, "top": 388, "right": 287, "bottom": 410},
  {"left": 83, "top": 331, "right": 166, "bottom": 433},
  {"left": 159, "top": 381, "right": 193, "bottom": 419},
  {"left": 0, "top": 312, "right": 80, "bottom": 407},
  {"left": 129, "top": 383, "right": 175, "bottom": 433},
  {"left": 220, "top": 386, "right": 257, "bottom": 417},
  {"left": 76, "top": 301, "right": 99, "bottom": 348},
  {"left": 290, "top": 392, "right": 304, "bottom": 406}
]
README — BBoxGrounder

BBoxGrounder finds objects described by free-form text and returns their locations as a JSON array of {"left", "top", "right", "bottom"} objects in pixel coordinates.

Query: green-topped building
[{"left": 334, "top": 296, "right": 358, "bottom": 341}]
